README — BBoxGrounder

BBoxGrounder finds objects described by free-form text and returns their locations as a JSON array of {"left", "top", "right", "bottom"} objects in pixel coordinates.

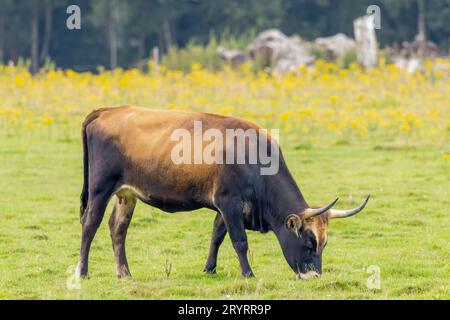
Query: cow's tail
[{"left": 80, "top": 109, "right": 107, "bottom": 221}]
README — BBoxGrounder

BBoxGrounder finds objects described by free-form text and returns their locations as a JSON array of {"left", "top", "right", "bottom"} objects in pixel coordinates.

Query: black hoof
[
  {"left": 117, "top": 266, "right": 132, "bottom": 279},
  {"left": 204, "top": 267, "right": 217, "bottom": 274},
  {"left": 117, "top": 273, "right": 132, "bottom": 279},
  {"left": 242, "top": 271, "right": 255, "bottom": 278}
]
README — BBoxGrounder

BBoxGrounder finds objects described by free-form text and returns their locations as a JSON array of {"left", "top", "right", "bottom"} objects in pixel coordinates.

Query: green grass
[{"left": 0, "top": 129, "right": 449, "bottom": 300}]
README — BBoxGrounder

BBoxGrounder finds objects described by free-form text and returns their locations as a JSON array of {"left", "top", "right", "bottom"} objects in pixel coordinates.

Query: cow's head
[{"left": 279, "top": 196, "right": 370, "bottom": 280}]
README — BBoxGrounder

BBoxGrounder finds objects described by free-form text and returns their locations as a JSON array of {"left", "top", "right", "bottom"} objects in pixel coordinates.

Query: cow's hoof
[
  {"left": 117, "top": 266, "right": 132, "bottom": 279},
  {"left": 242, "top": 271, "right": 255, "bottom": 278},
  {"left": 76, "top": 272, "right": 89, "bottom": 280},
  {"left": 203, "top": 267, "right": 217, "bottom": 274},
  {"left": 75, "top": 262, "right": 89, "bottom": 280}
]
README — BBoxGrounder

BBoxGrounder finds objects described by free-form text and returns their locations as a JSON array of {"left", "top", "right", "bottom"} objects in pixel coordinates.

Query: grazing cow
[{"left": 77, "top": 106, "right": 369, "bottom": 279}]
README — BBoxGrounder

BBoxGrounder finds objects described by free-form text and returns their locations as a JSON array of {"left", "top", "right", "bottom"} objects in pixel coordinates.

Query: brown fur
[
  {"left": 303, "top": 214, "right": 329, "bottom": 251},
  {"left": 78, "top": 105, "right": 323, "bottom": 278},
  {"left": 86, "top": 105, "right": 267, "bottom": 208}
]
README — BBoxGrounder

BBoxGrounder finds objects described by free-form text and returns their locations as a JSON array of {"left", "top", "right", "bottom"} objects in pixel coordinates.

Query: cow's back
[{"left": 85, "top": 106, "right": 262, "bottom": 210}]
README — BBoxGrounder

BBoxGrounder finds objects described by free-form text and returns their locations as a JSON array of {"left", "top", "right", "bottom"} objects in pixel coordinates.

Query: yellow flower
[
  {"left": 191, "top": 63, "right": 202, "bottom": 71},
  {"left": 0, "top": 58, "right": 449, "bottom": 146},
  {"left": 14, "top": 75, "right": 26, "bottom": 87},
  {"left": 329, "top": 95, "right": 339, "bottom": 105},
  {"left": 280, "top": 112, "right": 291, "bottom": 122},
  {"left": 42, "top": 116, "right": 54, "bottom": 126}
]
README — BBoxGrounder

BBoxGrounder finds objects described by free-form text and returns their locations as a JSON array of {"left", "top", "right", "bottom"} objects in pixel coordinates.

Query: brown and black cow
[{"left": 77, "top": 106, "right": 369, "bottom": 279}]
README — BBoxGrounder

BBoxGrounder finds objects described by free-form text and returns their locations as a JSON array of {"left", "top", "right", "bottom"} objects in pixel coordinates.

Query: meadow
[{"left": 0, "top": 61, "right": 448, "bottom": 299}]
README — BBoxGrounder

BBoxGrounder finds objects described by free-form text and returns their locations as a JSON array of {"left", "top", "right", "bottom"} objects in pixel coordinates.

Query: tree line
[{"left": 0, "top": 0, "right": 449, "bottom": 72}]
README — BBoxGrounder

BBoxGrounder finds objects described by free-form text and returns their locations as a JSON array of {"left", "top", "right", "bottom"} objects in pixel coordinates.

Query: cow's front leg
[
  {"left": 204, "top": 212, "right": 227, "bottom": 274},
  {"left": 217, "top": 202, "right": 254, "bottom": 278}
]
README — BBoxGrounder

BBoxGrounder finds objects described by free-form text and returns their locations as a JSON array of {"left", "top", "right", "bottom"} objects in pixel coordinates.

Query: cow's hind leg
[
  {"left": 78, "top": 187, "right": 114, "bottom": 279},
  {"left": 204, "top": 213, "right": 227, "bottom": 274},
  {"left": 108, "top": 189, "right": 137, "bottom": 278}
]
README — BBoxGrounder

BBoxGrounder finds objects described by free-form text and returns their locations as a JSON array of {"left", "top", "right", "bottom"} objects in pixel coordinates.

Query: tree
[
  {"left": 31, "top": 0, "right": 39, "bottom": 73},
  {"left": 40, "top": 0, "right": 53, "bottom": 64},
  {"left": 417, "top": 0, "right": 426, "bottom": 41},
  {"left": 1, "top": 0, "right": 449, "bottom": 71},
  {"left": 89, "top": 0, "right": 129, "bottom": 69}
]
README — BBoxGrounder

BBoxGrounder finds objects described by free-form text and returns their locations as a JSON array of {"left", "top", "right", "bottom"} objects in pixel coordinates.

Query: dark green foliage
[{"left": 0, "top": 0, "right": 449, "bottom": 70}]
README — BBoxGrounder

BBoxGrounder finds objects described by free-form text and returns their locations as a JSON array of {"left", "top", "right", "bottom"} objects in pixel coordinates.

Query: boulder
[
  {"left": 217, "top": 46, "right": 247, "bottom": 68},
  {"left": 314, "top": 33, "right": 356, "bottom": 59},
  {"left": 247, "top": 29, "right": 315, "bottom": 72}
]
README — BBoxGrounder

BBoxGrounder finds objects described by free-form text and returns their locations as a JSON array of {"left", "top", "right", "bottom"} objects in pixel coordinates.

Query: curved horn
[
  {"left": 303, "top": 198, "right": 339, "bottom": 219},
  {"left": 328, "top": 195, "right": 370, "bottom": 219}
]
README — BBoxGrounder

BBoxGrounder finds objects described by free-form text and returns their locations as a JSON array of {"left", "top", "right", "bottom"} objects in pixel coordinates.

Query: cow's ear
[{"left": 286, "top": 214, "right": 302, "bottom": 238}]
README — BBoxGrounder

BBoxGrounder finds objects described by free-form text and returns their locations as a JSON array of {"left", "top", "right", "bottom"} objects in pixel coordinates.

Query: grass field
[{"left": 0, "top": 62, "right": 449, "bottom": 299}]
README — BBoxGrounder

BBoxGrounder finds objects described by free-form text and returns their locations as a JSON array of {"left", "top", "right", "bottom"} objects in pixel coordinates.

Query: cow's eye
[{"left": 305, "top": 240, "right": 314, "bottom": 249}]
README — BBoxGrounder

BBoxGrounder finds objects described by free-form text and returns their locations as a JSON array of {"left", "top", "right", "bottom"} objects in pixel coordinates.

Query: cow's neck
[{"left": 262, "top": 168, "right": 309, "bottom": 232}]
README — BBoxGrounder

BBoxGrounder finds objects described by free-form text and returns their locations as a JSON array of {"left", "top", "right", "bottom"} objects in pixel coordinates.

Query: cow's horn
[
  {"left": 303, "top": 198, "right": 339, "bottom": 219},
  {"left": 328, "top": 195, "right": 370, "bottom": 219}
]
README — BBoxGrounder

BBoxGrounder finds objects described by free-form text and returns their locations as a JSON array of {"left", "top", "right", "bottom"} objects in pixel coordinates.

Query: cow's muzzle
[{"left": 296, "top": 270, "right": 321, "bottom": 280}]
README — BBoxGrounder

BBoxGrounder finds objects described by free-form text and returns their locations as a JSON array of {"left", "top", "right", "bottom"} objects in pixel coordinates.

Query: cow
[{"left": 77, "top": 106, "right": 369, "bottom": 280}]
